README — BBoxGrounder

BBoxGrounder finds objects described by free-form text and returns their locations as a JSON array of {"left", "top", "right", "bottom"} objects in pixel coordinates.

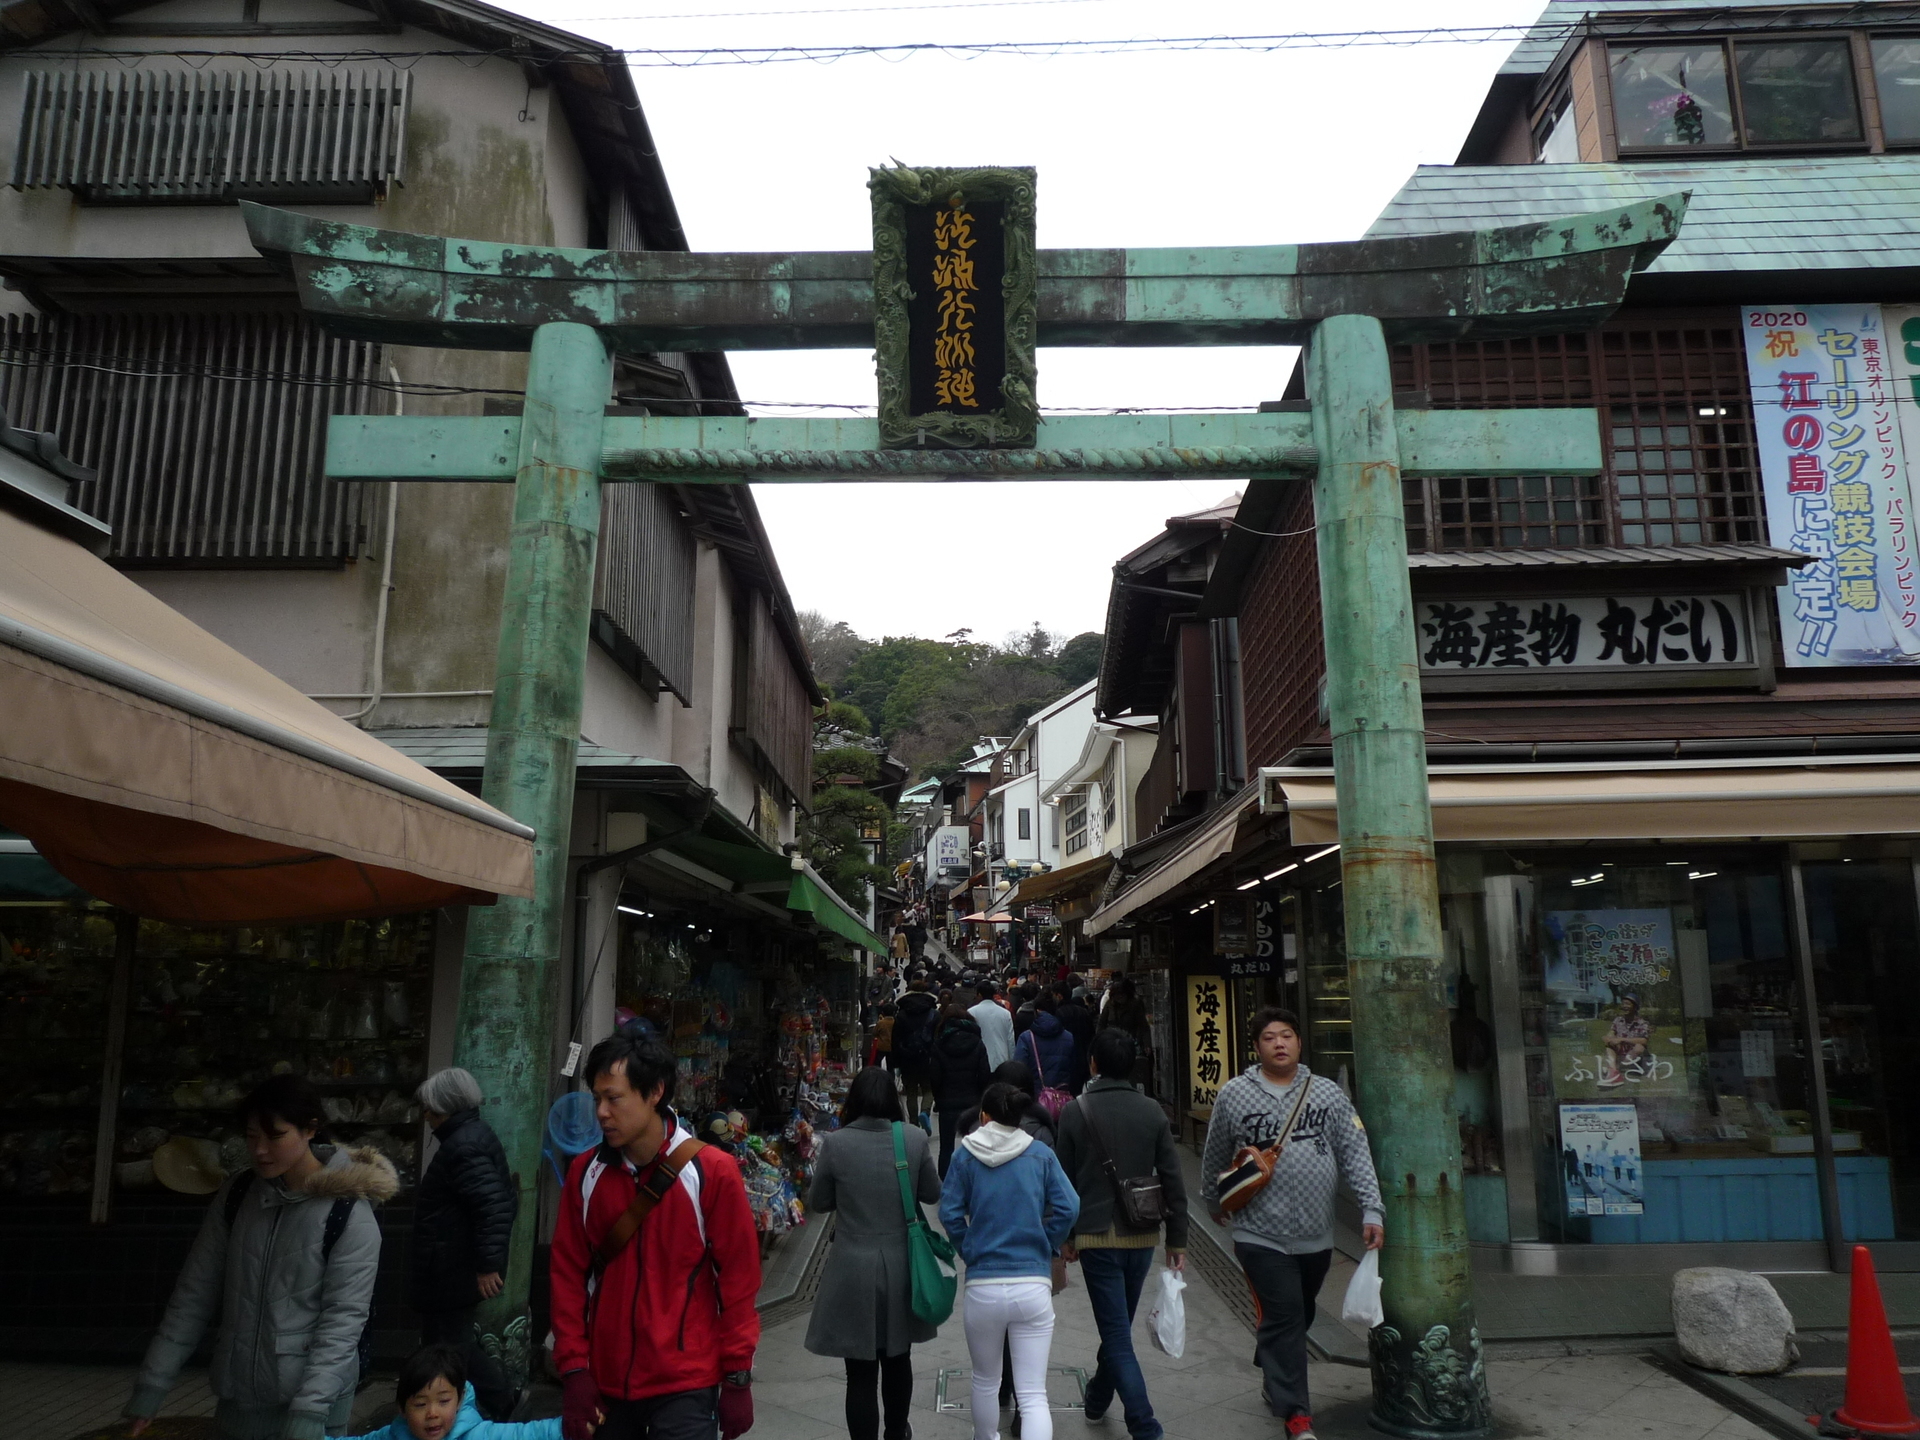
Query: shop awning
[
  {"left": 0, "top": 501, "right": 536, "bottom": 924},
  {"left": 1084, "top": 789, "right": 1260, "bottom": 937},
  {"left": 651, "top": 834, "right": 890, "bottom": 952},
  {"left": 1264, "top": 756, "right": 1920, "bottom": 845},
  {"left": 1002, "top": 853, "right": 1114, "bottom": 909}
]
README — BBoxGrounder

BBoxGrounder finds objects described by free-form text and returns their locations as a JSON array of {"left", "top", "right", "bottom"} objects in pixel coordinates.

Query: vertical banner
[
  {"left": 1879, "top": 304, "right": 1920, "bottom": 635},
  {"left": 1559, "top": 1102, "right": 1644, "bottom": 1217},
  {"left": 1744, "top": 304, "right": 1920, "bottom": 665},
  {"left": 1186, "top": 973, "right": 1228, "bottom": 1110}
]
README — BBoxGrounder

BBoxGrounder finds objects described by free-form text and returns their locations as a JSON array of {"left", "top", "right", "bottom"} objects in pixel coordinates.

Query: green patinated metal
[
  {"left": 249, "top": 183, "right": 1685, "bottom": 1434},
  {"left": 450, "top": 320, "right": 613, "bottom": 1388},
  {"left": 242, "top": 194, "right": 1685, "bottom": 351},
  {"left": 1310, "top": 315, "right": 1489, "bottom": 1438},
  {"left": 322, "top": 409, "right": 1603, "bottom": 483},
  {"left": 870, "top": 165, "right": 1039, "bottom": 448}
]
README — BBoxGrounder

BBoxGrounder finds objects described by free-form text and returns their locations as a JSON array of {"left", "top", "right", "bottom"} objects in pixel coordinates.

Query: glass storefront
[{"left": 1284, "top": 838, "right": 1920, "bottom": 1257}]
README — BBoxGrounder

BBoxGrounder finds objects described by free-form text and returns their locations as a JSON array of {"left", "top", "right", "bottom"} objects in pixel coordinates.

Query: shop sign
[
  {"left": 871, "top": 165, "right": 1038, "bottom": 449},
  {"left": 1213, "top": 896, "right": 1252, "bottom": 956},
  {"left": 1417, "top": 594, "right": 1754, "bottom": 673},
  {"left": 1023, "top": 903, "right": 1054, "bottom": 925},
  {"left": 1186, "top": 973, "right": 1229, "bottom": 1108},
  {"left": 929, "top": 825, "right": 970, "bottom": 877},
  {"left": 1231, "top": 887, "right": 1294, "bottom": 981},
  {"left": 1544, "top": 908, "right": 1686, "bottom": 1099},
  {"left": 1559, "top": 1102, "right": 1644, "bottom": 1217},
  {"left": 1744, "top": 304, "right": 1920, "bottom": 666}
]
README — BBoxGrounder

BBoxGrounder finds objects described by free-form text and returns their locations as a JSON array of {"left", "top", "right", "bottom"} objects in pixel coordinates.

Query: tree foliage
[{"left": 808, "top": 617, "right": 1099, "bottom": 777}]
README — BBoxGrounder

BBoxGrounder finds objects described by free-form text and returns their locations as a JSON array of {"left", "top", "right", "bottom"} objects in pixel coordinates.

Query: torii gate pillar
[{"left": 1312, "top": 315, "right": 1487, "bottom": 1436}]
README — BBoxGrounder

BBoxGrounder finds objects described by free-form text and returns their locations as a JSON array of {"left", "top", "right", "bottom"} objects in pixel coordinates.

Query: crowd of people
[{"left": 114, "top": 961, "right": 1383, "bottom": 1440}]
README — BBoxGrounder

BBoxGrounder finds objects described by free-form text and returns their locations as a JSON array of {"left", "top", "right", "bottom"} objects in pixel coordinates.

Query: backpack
[
  {"left": 894, "top": 996, "right": 936, "bottom": 1063},
  {"left": 225, "top": 1171, "right": 378, "bottom": 1379}
]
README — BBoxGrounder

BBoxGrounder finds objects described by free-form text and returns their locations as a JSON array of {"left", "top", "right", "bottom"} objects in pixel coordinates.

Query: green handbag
[{"left": 893, "top": 1120, "right": 957, "bottom": 1326}]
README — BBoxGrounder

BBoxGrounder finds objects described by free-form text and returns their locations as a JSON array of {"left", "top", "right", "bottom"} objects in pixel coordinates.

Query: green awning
[
  {"left": 786, "top": 869, "right": 889, "bottom": 953},
  {"left": 656, "top": 834, "right": 888, "bottom": 952}
]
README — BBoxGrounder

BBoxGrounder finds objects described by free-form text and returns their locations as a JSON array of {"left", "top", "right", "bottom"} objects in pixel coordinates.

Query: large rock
[{"left": 1672, "top": 1267, "right": 1799, "bottom": 1374}]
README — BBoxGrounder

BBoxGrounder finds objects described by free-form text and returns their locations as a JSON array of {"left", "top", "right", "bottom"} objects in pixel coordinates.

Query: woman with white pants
[{"left": 940, "top": 1081, "right": 1080, "bottom": 1440}]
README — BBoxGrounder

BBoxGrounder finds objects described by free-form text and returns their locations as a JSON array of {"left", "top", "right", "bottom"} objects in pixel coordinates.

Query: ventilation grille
[
  {"left": 0, "top": 311, "right": 388, "bottom": 562},
  {"left": 13, "top": 69, "right": 411, "bottom": 203}
]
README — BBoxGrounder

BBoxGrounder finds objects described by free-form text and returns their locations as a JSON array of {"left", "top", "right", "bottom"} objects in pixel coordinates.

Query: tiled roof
[
  {"left": 1496, "top": 0, "right": 1857, "bottom": 76},
  {"left": 1367, "top": 156, "right": 1920, "bottom": 272},
  {"left": 1408, "top": 542, "right": 1811, "bottom": 569}
]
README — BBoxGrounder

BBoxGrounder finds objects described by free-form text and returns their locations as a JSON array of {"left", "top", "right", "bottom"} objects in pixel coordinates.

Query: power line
[{"left": 554, "top": 0, "right": 1119, "bottom": 22}]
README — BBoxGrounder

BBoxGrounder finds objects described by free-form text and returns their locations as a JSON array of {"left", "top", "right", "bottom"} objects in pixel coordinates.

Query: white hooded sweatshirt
[{"left": 959, "top": 1120, "right": 1033, "bottom": 1167}]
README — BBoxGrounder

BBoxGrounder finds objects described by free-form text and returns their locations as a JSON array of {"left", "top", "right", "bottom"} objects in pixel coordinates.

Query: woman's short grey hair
[{"left": 417, "top": 1067, "right": 484, "bottom": 1115}]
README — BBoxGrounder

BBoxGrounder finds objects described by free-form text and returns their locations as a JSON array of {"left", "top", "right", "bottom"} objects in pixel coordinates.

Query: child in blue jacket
[
  {"left": 369, "top": 1346, "right": 564, "bottom": 1440},
  {"left": 941, "top": 1081, "right": 1080, "bottom": 1440}
]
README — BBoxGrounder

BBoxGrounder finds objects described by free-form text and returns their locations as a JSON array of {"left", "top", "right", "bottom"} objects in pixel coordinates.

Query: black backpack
[
  {"left": 225, "top": 1172, "right": 378, "bottom": 1378},
  {"left": 894, "top": 996, "right": 936, "bottom": 1062}
]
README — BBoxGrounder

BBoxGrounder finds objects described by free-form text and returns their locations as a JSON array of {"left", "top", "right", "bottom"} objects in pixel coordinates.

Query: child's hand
[
  {"left": 128, "top": 1423, "right": 150, "bottom": 1438},
  {"left": 477, "top": 1272, "right": 504, "bottom": 1299}
]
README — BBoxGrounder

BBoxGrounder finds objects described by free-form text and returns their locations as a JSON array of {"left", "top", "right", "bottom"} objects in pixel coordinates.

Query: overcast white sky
[{"left": 536, "top": 0, "right": 1546, "bottom": 643}]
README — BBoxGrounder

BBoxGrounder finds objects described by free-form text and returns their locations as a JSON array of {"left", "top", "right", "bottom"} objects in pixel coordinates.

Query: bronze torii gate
[{"left": 244, "top": 182, "right": 1685, "bottom": 1439}]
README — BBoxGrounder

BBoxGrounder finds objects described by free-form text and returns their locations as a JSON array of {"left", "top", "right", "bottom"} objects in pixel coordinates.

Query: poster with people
[
  {"left": 1544, "top": 908, "right": 1687, "bottom": 1099},
  {"left": 1559, "top": 1102, "right": 1645, "bottom": 1217}
]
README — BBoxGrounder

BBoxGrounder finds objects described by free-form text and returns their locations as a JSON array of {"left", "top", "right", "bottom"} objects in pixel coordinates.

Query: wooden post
[
  {"left": 1309, "top": 314, "right": 1490, "bottom": 1438},
  {"left": 452, "top": 320, "right": 612, "bottom": 1388},
  {"left": 89, "top": 909, "right": 135, "bottom": 1226}
]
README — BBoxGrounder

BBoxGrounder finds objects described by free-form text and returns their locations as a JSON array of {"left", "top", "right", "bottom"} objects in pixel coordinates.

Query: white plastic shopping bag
[
  {"left": 1148, "top": 1268, "right": 1187, "bottom": 1358},
  {"left": 1341, "top": 1248, "right": 1385, "bottom": 1330}
]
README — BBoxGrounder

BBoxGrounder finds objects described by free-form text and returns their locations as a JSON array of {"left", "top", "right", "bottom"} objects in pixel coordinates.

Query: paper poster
[
  {"left": 1545, "top": 909, "right": 1688, "bottom": 1099},
  {"left": 1743, "top": 304, "right": 1920, "bottom": 666},
  {"left": 1559, "top": 1102, "right": 1645, "bottom": 1217},
  {"left": 1741, "top": 1028, "right": 1777, "bottom": 1079}
]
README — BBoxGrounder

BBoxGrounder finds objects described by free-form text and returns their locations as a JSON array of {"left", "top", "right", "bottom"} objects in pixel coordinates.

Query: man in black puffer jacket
[{"left": 411, "top": 1068, "right": 518, "bottom": 1419}]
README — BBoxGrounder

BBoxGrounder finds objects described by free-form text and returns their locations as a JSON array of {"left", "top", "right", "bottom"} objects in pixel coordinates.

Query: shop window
[
  {"left": 1609, "top": 39, "right": 1861, "bottom": 152},
  {"left": 1872, "top": 38, "right": 1920, "bottom": 143},
  {"left": 1395, "top": 320, "right": 1763, "bottom": 552},
  {"left": 1800, "top": 857, "right": 1920, "bottom": 1240},
  {"left": 1611, "top": 44, "right": 1736, "bottom": 149},
  {"left": 1736, "top": 40, "right": 1863, "bottom": 145}
]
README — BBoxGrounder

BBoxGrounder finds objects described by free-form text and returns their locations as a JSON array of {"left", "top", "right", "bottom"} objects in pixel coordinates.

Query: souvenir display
[{"left": 0, "top": 906, "right": 116, "bottom": 1196}]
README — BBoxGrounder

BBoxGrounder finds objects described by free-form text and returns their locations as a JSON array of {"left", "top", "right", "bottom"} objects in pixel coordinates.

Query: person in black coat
[
  {"left": 1053, "top": 984, "right": 1097, "bottom": 1094},
  {"left": 411, "top": 1067, "right": 518, "bottom": 1419},
  {"left": 928, "top": 1005, "right": 994, "bottom": 1176}
]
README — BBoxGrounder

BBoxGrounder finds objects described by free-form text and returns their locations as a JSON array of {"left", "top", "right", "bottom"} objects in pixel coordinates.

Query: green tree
[{"left": 1054, "top": 631, "right": 1103, "bottom": 686}]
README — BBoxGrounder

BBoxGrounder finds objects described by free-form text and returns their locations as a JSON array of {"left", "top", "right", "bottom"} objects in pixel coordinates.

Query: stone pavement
[{"left": 746, "top": 1245, "right": 1774, "bottom": 1440}]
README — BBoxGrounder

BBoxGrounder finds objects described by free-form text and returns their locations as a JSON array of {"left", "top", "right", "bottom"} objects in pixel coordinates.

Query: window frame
[
  {"left": 1870, "top": 32, "right": 1920, "bottom": 149},
  {"left": 1607, "top": 31, "right": 1868, "bottom": 157}
]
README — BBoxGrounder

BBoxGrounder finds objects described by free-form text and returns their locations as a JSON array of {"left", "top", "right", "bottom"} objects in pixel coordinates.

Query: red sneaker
[{"left": 1285, "top": 1417, "right": 1317, "bottom": 1440}]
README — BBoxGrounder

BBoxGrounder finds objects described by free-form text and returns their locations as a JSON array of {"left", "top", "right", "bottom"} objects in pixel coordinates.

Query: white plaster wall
[
  {"left": 582, "top": 643, "right": 678, "bottom": 762},
  {"left": 1035, "top": 684, "right": 1097, "bottom": 795},
  {"left": 132, "top": 566, "right": 372, "bottom": 698}
]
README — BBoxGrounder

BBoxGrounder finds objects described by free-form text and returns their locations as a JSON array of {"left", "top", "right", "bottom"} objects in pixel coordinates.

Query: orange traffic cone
[{"left": 1836, "top": 1245, "right": 1920, "bottom": 1435}]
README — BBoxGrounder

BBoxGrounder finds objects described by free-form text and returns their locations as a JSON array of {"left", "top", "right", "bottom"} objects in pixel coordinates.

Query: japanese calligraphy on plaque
[
  {"left": 871, "top": 165, "right": 1038, "bottom": 449},
  {"left": 1745, "top": 304, "right": 1920, "bottom": 666},
  {"left": 1417, "top": 594, "right": 1755, "bottom": 674},
  {"left": 1186, "top": 974, "right": 1228, "bottom": 1109}
]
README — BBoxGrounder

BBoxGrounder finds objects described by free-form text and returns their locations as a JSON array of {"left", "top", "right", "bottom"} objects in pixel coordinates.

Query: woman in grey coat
[
  {"left": 125, "top": 1075, "right": 398, "bottom": 1440},
  {"left": 806, "top": 1065, "right": 942, "bottom": 1440}
]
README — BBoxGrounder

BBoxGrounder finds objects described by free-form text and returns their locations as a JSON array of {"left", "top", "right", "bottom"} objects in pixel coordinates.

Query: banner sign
[
  {"left": 1545, "top": 908, "right": 1686, "bottom": 1099},
  {"left": 1743, "top": 304, "right": 1920, "bottom": 665},
  {"left": 1559, "top": 1102, "right": 1645, "bottom": 1217},
  {"left": 1418, "top": 594, "right": 1754, "bottom": 672},
  {"left": 1186, "top": 973, "right": 1228, "bottom": 1109},
  {"left": 871, "top": 165, "right": 1038, "bottom": 449},
  {"left": 929, "top": 826, "right": 970, "bottom": 878}
]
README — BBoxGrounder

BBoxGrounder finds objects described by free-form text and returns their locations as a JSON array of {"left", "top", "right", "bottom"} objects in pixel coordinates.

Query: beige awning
[
  {"left": 1267, "top": 758, "right": 1920, "bottom": 846},
  {"left": 1084, "top": 790, "right": 1259, "bottom": 937},
  {"left": 0, "top": 504, "right": 535, "bottom": 924},
  {"left": 1002, "top": 853, "right": 1114, "bottom": 910}
]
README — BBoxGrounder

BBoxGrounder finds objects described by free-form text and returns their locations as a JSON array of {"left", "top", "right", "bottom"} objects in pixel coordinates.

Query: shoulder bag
[
  {"left": 1077, "top": 1091, "right": 1165, "bottom": 1229},
  {"left": 1216, "top": 1075, "right": 1316, "bottom": 1215},
  {"left": 893, "top": 1121, "right": 957, "bottom": 1325},
  {"left": 596, "top": 1135, "right": 707, "bottom": 1268},
  {"left": 1024, "top": 1030, "right": 1073, "bottom": 1121}
]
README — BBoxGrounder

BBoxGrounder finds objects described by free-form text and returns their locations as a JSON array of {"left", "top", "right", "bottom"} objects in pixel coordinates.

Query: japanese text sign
[
  {"left": 1744, "top": 305, "right": 1920, "bottom": 665},
  {"left": 871, "top": 166, "right": 1038, "bottom": 449},
  {"left": 1418, "top": 594, "right": 1753, "bottom": 672},
  {"left": 1186, "top": 973, "right": 1228, "bottom": 1109}
]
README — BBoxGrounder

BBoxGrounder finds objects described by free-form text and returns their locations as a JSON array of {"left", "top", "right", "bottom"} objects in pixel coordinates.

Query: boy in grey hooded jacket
[
  {"left": 1199, "top": 1007, "right": 1383, "bottom": 1440},
  {"left": 127, "top": 1078, "right": 397, "bottom": 1440}
]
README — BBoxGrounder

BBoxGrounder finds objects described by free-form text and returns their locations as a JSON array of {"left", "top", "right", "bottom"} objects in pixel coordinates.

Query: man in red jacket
[{"left": 552, "top": 1033, "right": 762, "bottom": 1440}]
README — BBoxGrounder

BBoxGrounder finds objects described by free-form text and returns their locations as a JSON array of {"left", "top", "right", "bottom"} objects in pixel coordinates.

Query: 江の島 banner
[{"left": 1744, "top": 304, "right": 1920, "bottom": 666}]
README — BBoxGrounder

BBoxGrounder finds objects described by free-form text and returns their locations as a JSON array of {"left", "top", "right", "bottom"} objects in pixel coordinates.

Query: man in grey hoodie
[{"left": 1199, "top": 1007, "right": 1383, "bottom": 1440}]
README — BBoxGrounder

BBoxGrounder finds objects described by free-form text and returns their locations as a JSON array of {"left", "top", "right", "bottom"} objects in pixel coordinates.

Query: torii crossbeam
[{"left": 245, "top": 191, "right": 1686, "bottom": 1440}]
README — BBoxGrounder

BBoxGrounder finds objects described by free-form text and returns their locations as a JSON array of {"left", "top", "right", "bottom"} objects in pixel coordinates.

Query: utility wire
[{"left": 555, "top": 0, "right": 1120, "bottom": 21}]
